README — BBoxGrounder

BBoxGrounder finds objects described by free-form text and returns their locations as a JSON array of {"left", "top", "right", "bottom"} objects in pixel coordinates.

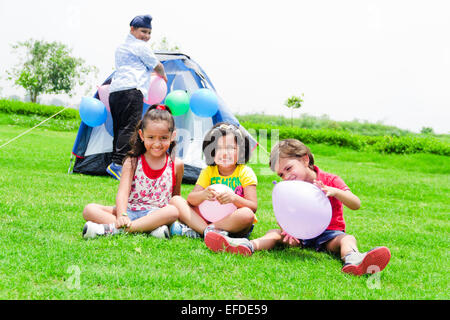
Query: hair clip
[
  {"left": 219, "top": 123, "right": 234, "bottom": 130},
  {"left": 156, "top": 104, "right": 166, "bottom": 111},
  {"left": 215, "top": 123, "right": 245, "bottom": 140}
]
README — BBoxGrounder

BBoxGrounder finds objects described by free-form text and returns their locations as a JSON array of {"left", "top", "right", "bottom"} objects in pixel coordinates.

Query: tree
[
  {"left": 151, "top": 36, "right": 180, "bottom": 52},
  {"left": 420, "top": 126, "right": 434, "bottom": 135},
  {"left": 284, "top": 93, "right": 304, "bottom": 127},
  {"left": 6, "top": 39, "right": 96, "bottom": 103}
]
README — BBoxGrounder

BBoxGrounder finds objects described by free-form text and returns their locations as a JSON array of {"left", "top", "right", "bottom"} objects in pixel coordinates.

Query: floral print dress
[{"left": 128, "top": 154, "right": 175, "bottom": 212}]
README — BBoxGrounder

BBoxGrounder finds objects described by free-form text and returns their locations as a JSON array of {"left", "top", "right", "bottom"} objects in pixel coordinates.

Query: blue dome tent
[{"left": 68, "top": 52, "right": 257, "bottom": 183}]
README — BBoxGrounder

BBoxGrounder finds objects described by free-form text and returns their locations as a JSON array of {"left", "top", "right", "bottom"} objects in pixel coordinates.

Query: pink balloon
[
  {"left": 199, "top": 184, "right": 237, "bottom": 223},
  {"left": 272, "top": 180, "right": 332, "bottom": 240},
  {"left": 144, "top": 75, "right": 167, "bottom": 105},
  {"left": 97, "top": 84, "right": 111, "bottom": 112}
]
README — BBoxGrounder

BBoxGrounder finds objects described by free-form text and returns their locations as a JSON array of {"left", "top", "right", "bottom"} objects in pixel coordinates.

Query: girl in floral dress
[{"left": 82, "top": 104, "right": 184, "bottom": 239}]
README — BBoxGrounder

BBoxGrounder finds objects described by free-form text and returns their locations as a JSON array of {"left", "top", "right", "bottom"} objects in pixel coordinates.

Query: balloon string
[
  {"left": 0, "top": 106, "right": 70, "bottom": 150},
  {"left": 256, "top": 142, "right": 270, "bottom": 156}
]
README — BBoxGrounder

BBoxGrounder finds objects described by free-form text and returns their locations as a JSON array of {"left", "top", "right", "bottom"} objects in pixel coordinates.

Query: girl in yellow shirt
[{"left": 170, "top": 122, "right": 257, "bottom": 242}]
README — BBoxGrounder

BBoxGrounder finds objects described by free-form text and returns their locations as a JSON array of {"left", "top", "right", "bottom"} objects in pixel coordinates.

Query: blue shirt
[{"left": 109, "top": 33, "right": 159, "bottom": 98}]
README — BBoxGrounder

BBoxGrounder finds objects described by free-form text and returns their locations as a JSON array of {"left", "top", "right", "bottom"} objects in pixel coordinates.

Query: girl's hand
[
  {"left": 116, "top": 215, "right": 131, "bottom": 229},
  {"left": 281, "top": 230, "right": 301, "bottom": 247},
  {"left": 314, "top": 179, "right": 339, "bottom": 197},
  {"left": 203, "top": 186, "right": 218, "bottom": 201},
  {"left": 215, "top": 190, "right": 236, "bottom": 205}
]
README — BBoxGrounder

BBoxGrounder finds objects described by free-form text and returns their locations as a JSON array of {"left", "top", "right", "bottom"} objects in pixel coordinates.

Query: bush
[
  {"left": 242, "top": 122, "right": 450, "bottom": 156},
  {"left": 236, "top": 113, "right": 414, "bottom": 137},
  {"left": 371, "top": 135, "right": 450, "bottom": 156},
  {"left": 0, "top": 99, "right": 79, "bottom": 120}
]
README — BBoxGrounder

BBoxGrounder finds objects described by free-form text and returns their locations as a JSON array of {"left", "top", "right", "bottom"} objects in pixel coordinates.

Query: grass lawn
[{"left": 0, "top": 123, "right": 448, "bottom": 300}]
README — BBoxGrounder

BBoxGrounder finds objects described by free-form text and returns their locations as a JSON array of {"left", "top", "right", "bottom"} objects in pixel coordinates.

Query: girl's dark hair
[
  {"left": 202, "top": 122, "right": 251, "bottom": 166},
  {"left": 269, "top": 139, "right": 315, "bottom": 172},
  {"left": 126, "top": 104, "right": 176, "bottom": 161}
]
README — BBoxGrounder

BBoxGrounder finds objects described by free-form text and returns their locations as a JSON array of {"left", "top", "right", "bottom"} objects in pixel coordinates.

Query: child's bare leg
[
  {"left": 169, "top": 196, "right": 208, "bottom": 234},
  {"left": 214, "top": 207, "right": 255, "bottom": 234},
  {"left": 83, "top": 204, "right": 117, "bottom": 224},
  {"left": 250, "top": 229, "right": 284, "bottom": 251},
  {"left": 126, "top": 205, "right": 178, "bottom": 233},
  {"left": 325, "top": 234, "right": 358, "bottom": 259}
]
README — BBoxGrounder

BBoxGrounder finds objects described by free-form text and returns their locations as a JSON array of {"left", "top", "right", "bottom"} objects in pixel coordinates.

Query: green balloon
[{"left": 165, "top": 90, "right": 190, "bottom": 116}]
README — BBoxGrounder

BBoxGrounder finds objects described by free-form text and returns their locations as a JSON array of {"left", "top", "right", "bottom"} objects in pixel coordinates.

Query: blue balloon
[
  {"left": 79, "top": 97, "right": 107, "bottom": 127},
  {"left": 190, "top": 88, "right": 218, "bottom": 118}
]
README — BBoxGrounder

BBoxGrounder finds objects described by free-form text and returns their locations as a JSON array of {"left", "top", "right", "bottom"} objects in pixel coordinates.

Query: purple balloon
[{"left": 272, "top": 180, "right": 332, "bottom": 240}]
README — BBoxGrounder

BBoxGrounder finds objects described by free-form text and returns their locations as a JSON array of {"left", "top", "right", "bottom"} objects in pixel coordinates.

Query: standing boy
[{"left": 107, "top": 14, "right": 167, "bottom": 180}]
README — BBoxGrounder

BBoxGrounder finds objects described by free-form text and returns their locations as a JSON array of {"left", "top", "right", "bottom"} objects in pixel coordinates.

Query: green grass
[
  {"left": 0, "top": 122, "right": 449, "bottom": 300},
  {"left": 0, "top": 112, "right": 80, "bottom": 132}
]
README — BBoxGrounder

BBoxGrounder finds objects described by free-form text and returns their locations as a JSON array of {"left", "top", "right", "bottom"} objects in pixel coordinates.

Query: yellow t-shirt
[
  {"left": 196, "top": 164, "right": 258, "bottom": 191},
  {"left": 196, "top": 164, "right": 258, "bottom": 223}
]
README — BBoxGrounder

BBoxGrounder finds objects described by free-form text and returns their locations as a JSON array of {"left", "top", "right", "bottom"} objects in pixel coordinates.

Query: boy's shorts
[
  {"left": 301, "top": 229, "right": 346, "bottom": 252},
  {"left": 126, "top": 208, "right": 159, "bottom": 221}
]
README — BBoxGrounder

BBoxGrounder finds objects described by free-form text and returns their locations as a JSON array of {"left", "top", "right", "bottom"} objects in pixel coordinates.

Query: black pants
[{"left": 109, "top": 88, "right": 143, "bottom": 165}]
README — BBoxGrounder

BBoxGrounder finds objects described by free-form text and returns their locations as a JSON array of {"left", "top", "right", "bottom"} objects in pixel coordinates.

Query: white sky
[{"left": 0, "top": 0, "right": 449, "bottom": 133}]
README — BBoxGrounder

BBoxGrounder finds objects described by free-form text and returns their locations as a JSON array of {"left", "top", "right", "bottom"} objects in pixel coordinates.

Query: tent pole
[{"left": 67, "top": 154, "right": 75, "bottom": 174}]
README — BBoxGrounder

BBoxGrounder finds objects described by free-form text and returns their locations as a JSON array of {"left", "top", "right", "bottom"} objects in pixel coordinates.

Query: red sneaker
[
  {"left": 204, "top": 232, "right": 253, "bottom": 256},
  {"left": 342, "top": 246, "right": 391, "bottom": 276}
]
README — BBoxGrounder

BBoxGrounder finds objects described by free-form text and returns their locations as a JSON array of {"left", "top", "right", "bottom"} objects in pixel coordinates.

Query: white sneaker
[
  {"left": 82, "top": 221, "right": 120, "bottom": 239},
  {"left": 82, "top": 221, "right": 106, "bottom": 239},
  {"left": 170, "top": 221, "right": 202, "bottom": 238},
  {"left": 149, "top": 225, "right": 170, "bottom": 239}
]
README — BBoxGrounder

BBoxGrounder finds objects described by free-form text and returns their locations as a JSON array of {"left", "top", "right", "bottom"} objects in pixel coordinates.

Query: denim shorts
[
  {"left": 301, "top": 229, "right": 346, "bottom": 252},
  {"left": 229, "top": 224, "right": 254, "bottom": 240},
  {"left": 126, "top": 208, "right": 158, "bottom": 221}
]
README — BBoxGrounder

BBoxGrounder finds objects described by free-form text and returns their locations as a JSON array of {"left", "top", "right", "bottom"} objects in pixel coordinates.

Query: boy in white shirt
[{"left": 107, "top": 14, "right": 167, "bottom": 180}]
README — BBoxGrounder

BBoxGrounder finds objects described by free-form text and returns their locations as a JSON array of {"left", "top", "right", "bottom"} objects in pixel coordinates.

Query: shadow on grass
[{"left": 260, "top": 243, "right": 343, "bottom": 264}]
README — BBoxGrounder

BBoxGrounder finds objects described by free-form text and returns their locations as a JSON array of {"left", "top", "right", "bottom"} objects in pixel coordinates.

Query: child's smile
[
  {"left": 275, "top": 157, "right": 315, "bottom": 183},
  {"left": 139, "top": 120, "right": 174, "bottom": 158},
  {"left": 130, "top": 27, "right": 152, "bottom": 42}
]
